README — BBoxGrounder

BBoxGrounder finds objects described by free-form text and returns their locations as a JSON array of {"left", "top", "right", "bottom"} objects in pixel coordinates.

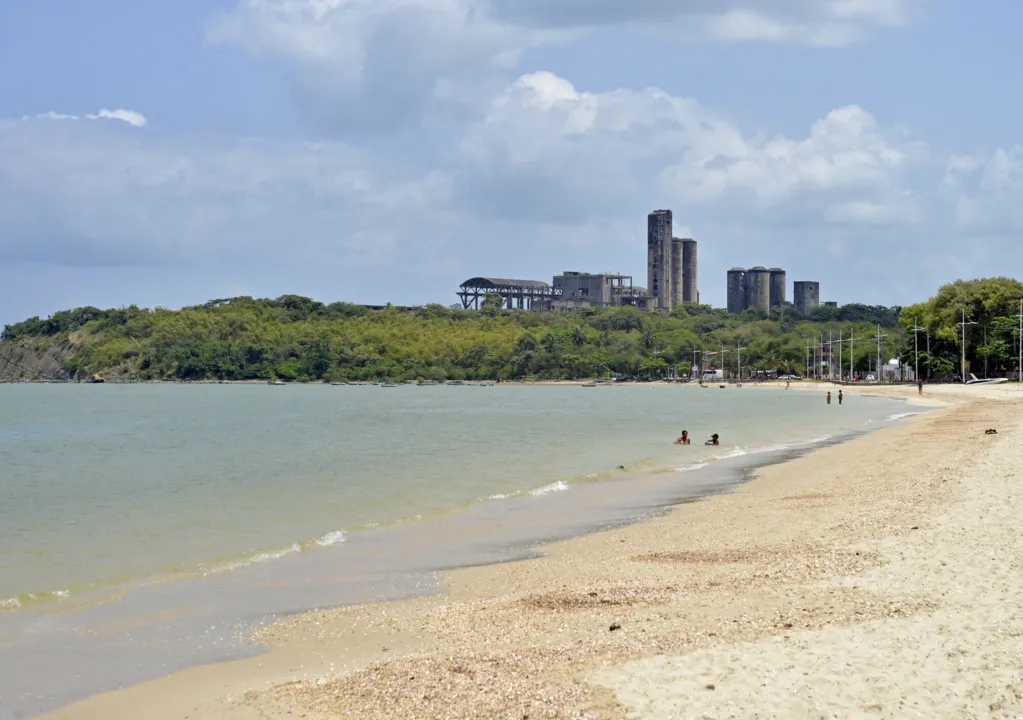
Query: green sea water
[{"left": 0, "top": 382, "right": 911, "bottom": 608}]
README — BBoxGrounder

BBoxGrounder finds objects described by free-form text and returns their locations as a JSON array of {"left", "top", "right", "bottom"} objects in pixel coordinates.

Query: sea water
[{"left": 0, "top": 382, "right": 914, "bottom": 717}]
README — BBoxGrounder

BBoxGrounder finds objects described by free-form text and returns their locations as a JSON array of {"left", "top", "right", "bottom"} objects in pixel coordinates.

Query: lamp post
[
  {"left": 736, "top": 340, "right": 747, "bottom": 384},
  {"left": 1018, "top": 300, "right": 1023, "bottom": 382},
  {"left": 909, "top": 317, "right": 925, "bottom": 384},
  {"left": 959, "top": 309, "right": 977, "bottom": 384},
  {"left": 873, "top": 324, "right": 888, "bottom": 384}
]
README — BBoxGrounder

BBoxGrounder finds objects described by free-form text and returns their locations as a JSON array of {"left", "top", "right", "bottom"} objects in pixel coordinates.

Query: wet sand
[{"left": 41, "top": 382, "right": 1023, "bottom": 719}]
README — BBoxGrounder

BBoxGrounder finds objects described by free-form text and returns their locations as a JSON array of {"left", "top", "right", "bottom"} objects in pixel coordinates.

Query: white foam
[
  {"left": 209, "top": 543, "right": 302, "bottom": 575},
  {"left": 673, "top": 462, "right": 709, "bottom": 473},
  {"left": 487, "top": 493, "right": 513, "bottom": 500},
  {"left": 529, "top": 480, "right": 569, "bottom": 496},
  {"left": 887, "top": 411, "right": 920, "bottom": 420},
  {"left": 315, "top": 530, "right": 347, "bottom": 547},
  {"left": 1, "top": 597, "right": 21, "bottom": 609},
  {"left": 52, "top": 590, "right": 69, "bottom": 598}
]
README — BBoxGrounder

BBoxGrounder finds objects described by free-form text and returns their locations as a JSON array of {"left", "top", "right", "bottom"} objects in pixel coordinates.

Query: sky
[{"left": 2, "top": 0, "right": 1022, "bottom": 325}]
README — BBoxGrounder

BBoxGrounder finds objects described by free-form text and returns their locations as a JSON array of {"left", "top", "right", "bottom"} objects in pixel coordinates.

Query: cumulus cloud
[
  {"left": 207, "top": 0, "right": 920, "bottom": 135},
  {"left": 26, "top": 108, "right": 148, "bottom": 127},
  {"left": 454, "top": 72, "right": 925, "bottom": 226},
  {"left": 944, "top": 147, "right": 1023, "bottom": 235},
  {"left": 0, "top": 115, "right": 449, "bottom": 269}
]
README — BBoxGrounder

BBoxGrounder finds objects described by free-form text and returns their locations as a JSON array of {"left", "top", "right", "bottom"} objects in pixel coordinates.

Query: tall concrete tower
[
  {"left": 793, "top": 281, "right": 820, "bottom": 315},
  {"left": 769, "top": 268, "right": 786, "bottom": 307},
  {"left": 746, "top": 267, "right": 771, "bottom": 312},
  {"left": 726, "top": 268, "right": 747, "bottom": 314},
  {"left": 681, "top": 239, "right": 698, "bottom": 304},
  {"left": 647, "top": 210, "right": 673, "bottom": 309},
  {"left": 670, "top": 238, "right": 684, "bottom": 310}
]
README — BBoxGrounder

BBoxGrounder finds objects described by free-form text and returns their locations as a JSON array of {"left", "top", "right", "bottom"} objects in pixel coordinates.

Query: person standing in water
[
  {"left": 706, "top": 433, "right": 719, "bottom": 446},
  {"left": 827, "top": 391, "right": 832, "bottom": 405},
  {"left": 674, "top": 430, "right": 691, "bottom": 445},
  {"left": 838, "top": 389, "right": 844, "bottom": 405}
]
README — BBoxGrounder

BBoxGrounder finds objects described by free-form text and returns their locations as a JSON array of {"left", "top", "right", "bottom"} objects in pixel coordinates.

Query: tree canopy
[{"left": 3, "top": 282, "right": 1015, "bottom": 382}]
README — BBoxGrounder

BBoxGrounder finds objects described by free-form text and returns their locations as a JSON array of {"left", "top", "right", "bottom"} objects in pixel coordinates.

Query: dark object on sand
[
  {"left": 609, "top": 622, "right": 621, "bottom": 632},
  {"left": 985, "top": 428, "right": 998, "bottom": 435}
]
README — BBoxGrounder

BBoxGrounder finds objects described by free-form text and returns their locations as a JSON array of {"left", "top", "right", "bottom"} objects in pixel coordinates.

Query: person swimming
[
  {"left": 674, "top": 430, "right": 691, "bottom": 445},
  {"left": 705, "top": 433, "right": 719, "bottom": 446}
]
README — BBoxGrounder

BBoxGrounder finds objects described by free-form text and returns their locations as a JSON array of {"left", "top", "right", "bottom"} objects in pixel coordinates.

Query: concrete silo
[
  {"left": 681, "top": 239, "right": 698, "bottom": 304},
  {"left": 726, "top": 268, "right": 747, "bottom": 314},
  {"left": 769, "top": 268, "right": 786, "bottom": 307},
  {"left": 670, "top": 238, "right": 684, "bottom": 310},
  {"left": 647, "top": 210, "right": 673, "bottom": 310},
  {"left": 746, "top": 266, "right": 771, "bottom": 312},
  {"left": 793, "top": 281, "right": 820, "bottom": 315}
]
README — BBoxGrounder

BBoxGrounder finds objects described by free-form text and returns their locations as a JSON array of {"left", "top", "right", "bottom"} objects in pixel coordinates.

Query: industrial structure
[
  {"left": 457, "top": 209, "right": 697, "bottom": 313},
  {"left": 646, "top": 210, "right": 698, "bottom": 310},
  {"left": 457, "top": 278, "right": 557, "bottom": 310},
  {"left": 793, "top": 281, "right": 821, "bottom": 315},
  {"left": 726, "top": 267, "right": 791, "bottom": 314}
]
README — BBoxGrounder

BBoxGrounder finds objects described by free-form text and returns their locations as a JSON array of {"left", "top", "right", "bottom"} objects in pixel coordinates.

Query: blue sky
[{"left": 1, "top": 0, "right": 1021, "bottom": 325}]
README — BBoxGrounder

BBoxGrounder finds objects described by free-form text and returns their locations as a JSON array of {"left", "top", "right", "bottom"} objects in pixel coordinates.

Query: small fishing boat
[
  {"left": 446, "top": 380, "right": 465, "bottom": 386},
  {"left": 268, "top": 379, "right": 286, "bottom": 386},
  {"left": 380, "top": 382, "right": 398, "bottom": 388},
  {"left": 581, "top": 382, "right": 597, "bottom": 387}
]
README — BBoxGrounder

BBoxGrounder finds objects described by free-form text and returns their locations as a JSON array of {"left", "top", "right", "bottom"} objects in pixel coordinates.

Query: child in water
[
  {"left": 674, "top": 430, "right": 691, "bottom": 445},
  {"left": 706, "top": 433, "right": 719, "bottom": 446}
]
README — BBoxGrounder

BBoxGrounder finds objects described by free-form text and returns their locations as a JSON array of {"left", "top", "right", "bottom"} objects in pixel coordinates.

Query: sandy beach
[{"left": 41, "top": 382, "right": 1023, "bottom": 720}]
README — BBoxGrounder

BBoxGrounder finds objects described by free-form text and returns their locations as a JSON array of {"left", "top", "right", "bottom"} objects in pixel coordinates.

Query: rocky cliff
[{"left": 0, "top": 338, "right": 73, "bottom": 381}]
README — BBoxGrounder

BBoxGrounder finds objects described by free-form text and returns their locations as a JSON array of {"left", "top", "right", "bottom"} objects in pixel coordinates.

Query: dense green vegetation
[
  {"left": 899, "top": 277, "right": 1023, "bottom": 379},
  {"left": 1, "top": 278, "right": 1019, "bottom": 382}
]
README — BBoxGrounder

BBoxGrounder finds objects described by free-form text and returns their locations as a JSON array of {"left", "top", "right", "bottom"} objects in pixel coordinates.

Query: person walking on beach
[
  {"left": 674, "top": 430, "right": 691, "bottom": 445},
  {"left": 918, "top": 377, "right": 923, "bottom": 395},
  {"left": 826, "top": 391, "right": 831, "bottom": 405},
  {"left": 838, "top": 389, "right": 844, "bottom": 405}
]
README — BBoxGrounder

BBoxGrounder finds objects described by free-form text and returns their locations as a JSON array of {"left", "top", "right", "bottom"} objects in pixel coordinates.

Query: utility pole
[
  {"left": 873, "top": 324, "right": 888, "bottom": 384},
  {"left": 838, "top": 330, "right": 843, "bottom": 382},
  {"left": 1017, "top": 299, "right": 1022, "bottom": 382},
  {"left": 959, "top": 309, "right": 977, "bottom": 384},
  {"left": 828, "top": 331, "right": 834, "bottom": 380},
  {"left": 925, "top": 329, "right": 930, "bottom": 380},
  {"left": 691, "top": 347, "right": 702, "bottom": 380},
  {"left": 909, "top": 317, "right": 925, "bottom": 384},
  {"left": 849, "top": 329, "right": 855, "bottom": 381},
  {"left": 736, "top": 339, "right": 747, "bottom": 385}
]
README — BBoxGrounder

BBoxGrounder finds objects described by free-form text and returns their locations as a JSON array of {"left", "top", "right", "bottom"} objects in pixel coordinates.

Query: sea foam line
[
  {"left": 887, "top": 411, "right": 921, "bottom": 420},
  {"left": 315, "top": 530, "right": 347, "bottom": 547},
  {"left": 530, "top": 480, "right": 569, "bottom": 496}
]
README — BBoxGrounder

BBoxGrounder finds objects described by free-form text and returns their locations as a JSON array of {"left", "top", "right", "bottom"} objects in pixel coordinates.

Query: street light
[
  {"left": 909, "top": 317, "right": 925, "bottom": 384},
  {"left": 959, "top": 309, "right": 977, "bottom": 384}
]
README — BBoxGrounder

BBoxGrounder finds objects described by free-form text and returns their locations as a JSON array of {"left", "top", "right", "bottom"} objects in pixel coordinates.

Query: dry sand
[{"left": 43, "top": 383, "right": 1023, "bottom": 720}]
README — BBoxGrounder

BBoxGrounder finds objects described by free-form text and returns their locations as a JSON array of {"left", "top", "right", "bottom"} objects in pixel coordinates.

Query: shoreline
[
  {"left": 26, "top": 384, "right": 1001, "bottom": 719},
  {"left": 4, "top": 391, "right": 914, "bottom": 719}
]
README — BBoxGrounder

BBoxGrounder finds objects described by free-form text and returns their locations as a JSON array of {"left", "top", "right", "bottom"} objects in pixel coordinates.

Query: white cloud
[
  {"left": 207, "top": 0, "right": 921, "bottom": 134},
  {"left": 454, "top": 72, "right": 925, "bottom": 226},
  {"left": 944, "top": 147, "right": 1023, "bottom": 234},
  {"left": 26, "top": 108, "right": 148, "bottom": 127}
]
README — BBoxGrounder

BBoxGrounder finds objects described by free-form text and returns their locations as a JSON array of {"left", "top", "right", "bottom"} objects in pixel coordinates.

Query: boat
[
  {"left": 966, "top": 374, "right": 1008, "bottom": 385},
  {"left": 581, "top": 382, "right": 597, "bottom": 387},
  {"left": 329, "top": 382, "right": 347, "bottom": 386},
  {"left": 446, "top": 380, "right": 465, "bottom": 386},
  {"left": 380, "top": 382, "right": 398, "bottom": 388},
  {"left": 267, "top": 379, "right": 286, "bottom": 386}
]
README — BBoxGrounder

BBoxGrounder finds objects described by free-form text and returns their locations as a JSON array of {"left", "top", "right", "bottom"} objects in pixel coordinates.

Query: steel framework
[{"left": 457, "top": 277, "right": 559, "bottom": 310}]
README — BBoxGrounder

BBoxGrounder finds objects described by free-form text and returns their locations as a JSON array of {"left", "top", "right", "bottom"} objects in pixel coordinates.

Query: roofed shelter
[{"left": 457, "top": 277, "right": 557, "bottom": 310}]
